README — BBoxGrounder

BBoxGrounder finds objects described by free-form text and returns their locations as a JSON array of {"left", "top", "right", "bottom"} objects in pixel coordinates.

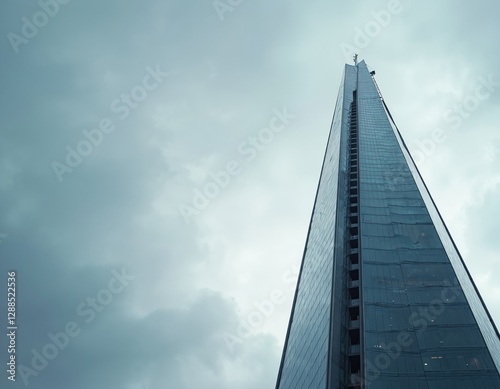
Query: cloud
[{"left": 1, "top": 0, "right": 500, "bottom": 387}]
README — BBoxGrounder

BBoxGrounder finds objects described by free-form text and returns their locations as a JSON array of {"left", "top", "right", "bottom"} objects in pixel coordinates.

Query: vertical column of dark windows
[{"left": 347, "top": 91, "right": 362, "bottom": 389}]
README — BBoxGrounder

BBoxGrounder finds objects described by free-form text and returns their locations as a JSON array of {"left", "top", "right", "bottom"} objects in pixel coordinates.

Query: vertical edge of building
[
  {"left": 275, "top": 64, "right": 353, "bottom": 389},
  {"left": 275, "top": 61, "right": 500, "bottom": 389}
]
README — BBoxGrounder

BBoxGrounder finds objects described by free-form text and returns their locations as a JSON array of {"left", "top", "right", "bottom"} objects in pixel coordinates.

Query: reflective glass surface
[
  {"left": 276, "top": 68, "right": 352, "bottom": 389},
  {"left": 276, "top": 61, "right": 500, "bottom": 389},
  {"left": 356, "top": 60, "right": 500, "bottom": 387},
  {"left": 390, "top": 94, "right": 500, "bottom": 375}
]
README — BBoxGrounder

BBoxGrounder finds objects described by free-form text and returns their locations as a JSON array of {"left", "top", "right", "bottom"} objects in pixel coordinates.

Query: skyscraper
[{"left": 275, "top": 60, "right": 500, "bottom": 389}]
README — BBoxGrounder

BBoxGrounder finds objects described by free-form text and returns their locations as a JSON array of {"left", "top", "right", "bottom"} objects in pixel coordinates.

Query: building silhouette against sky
[{"left": 275, "top": 60, "right": 500, "bottom": 389}]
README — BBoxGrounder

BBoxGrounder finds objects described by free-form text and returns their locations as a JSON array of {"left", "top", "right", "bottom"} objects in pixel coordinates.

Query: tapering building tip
[
  {"left": 348, "top": 57, "right": 369, "bottom": 69},
  {"left": 352, "top": 54, "right": 369, "bottom": 67}
]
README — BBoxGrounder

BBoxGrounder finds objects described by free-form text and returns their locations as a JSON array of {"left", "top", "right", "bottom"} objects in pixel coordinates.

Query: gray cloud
[{"left": 1, "top": 0, "right": 499, "bottom": 387}]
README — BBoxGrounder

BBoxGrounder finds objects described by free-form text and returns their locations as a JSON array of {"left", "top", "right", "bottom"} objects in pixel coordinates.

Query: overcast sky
[{"left": 0, "top": 1, "right": 499, "bottom": 388}]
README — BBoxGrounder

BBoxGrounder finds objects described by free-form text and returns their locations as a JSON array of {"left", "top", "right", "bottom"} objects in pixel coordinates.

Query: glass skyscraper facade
[{"left": 275, "top": 61, "right": 500, "bottom": 389}]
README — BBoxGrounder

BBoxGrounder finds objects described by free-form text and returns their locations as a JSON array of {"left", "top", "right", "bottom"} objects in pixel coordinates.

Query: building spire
[{"left": 353, "top": 53, "right": 358, "bottom": 66}]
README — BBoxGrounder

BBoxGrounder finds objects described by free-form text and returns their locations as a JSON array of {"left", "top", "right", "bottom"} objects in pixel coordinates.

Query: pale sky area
[{"left": 0, "top": 1, "right": 499, "bottom": 388}]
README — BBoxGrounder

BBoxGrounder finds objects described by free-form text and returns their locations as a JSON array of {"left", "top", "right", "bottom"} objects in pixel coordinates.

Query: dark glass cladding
[
  {"left": 275, "top": 70, "right": 348, "bottom": 389},
  {"left": 356, "top": 60, "right": 500, "bottom": 387},
  {"left": 276, "top": 61, "right": 500, "bottom": 389}
]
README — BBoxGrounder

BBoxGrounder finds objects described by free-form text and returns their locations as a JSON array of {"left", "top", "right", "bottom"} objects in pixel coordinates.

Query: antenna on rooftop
[{"left": 353, "top": 54, "right": 358, "bottom": 65}]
